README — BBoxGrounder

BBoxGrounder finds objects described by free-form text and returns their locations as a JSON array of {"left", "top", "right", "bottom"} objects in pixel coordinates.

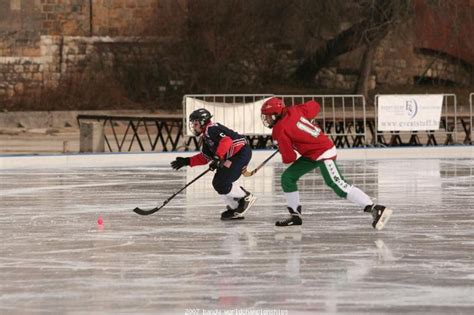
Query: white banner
[
  {"left": 184, "top": 96, "right": 272, "bottom": 136},
  {"left": 377, "top": 94, "right": 444, "bottom": 131}
]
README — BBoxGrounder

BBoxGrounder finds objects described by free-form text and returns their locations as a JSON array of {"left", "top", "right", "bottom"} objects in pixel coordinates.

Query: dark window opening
[
  {"left": 415, "top": 47, "right": 471, "bottom": 71},
  {"left": 414, "top": 76, "right": 456, "bottom": 87}
]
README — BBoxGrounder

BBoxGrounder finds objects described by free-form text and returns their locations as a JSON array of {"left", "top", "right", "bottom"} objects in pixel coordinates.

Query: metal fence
[
  {"left": 277, "top": 94, "right": 367, "bottom": 148},
  {"left": 183, "top": 94, "right": 275, "bottom": 149},
  {"left": 77, "top": 93, "right": 472, "bottom": 153},
  {"left": 76, "top": 114, "right": 198, "bottom": 152},
  {"left": 184, "top": 94, "right": 367, "bottom": 148},
  {"left": 183, "top": 94, "right": 273, "bottom": 136}
]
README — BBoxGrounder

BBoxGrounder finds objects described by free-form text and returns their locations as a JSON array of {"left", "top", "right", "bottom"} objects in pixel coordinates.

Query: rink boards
[{"left": 1, "top": 145, "right": 474, "bottom": 169}]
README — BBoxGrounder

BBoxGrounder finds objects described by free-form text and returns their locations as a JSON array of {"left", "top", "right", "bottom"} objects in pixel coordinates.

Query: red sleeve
[
  {"left": 299, "top": 100, "right": 320, "bottom": 120},
  {"left": 273, "top": 128, "right": 297, "bottom": 164},
  {"left": 189, "top": 152, "right": 209, "bottom": 167},
  {"left": 215, "top": 136, "right": 232, "bottom": 159}
]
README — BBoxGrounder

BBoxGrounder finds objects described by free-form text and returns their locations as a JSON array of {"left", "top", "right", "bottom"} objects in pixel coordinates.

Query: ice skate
[
  {"left": 275, "top": 206, "right": 302, "bottom": 227},
  {"left": 221, "top": 187, "right": 256, "bottom": 220},
  {"left": 365, "top": 204, "right": 392, "bottom": 230},
  {"left": 233, "top": 187, "right": 257, "bottom": 216},
  {"left": 220, "top": 205, "right": 245, "bottom": 220}
]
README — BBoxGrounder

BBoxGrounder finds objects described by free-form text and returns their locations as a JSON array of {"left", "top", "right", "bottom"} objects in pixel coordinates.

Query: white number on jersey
[{"left": 296, "top": 117, "right": 321, "bottom": 138}]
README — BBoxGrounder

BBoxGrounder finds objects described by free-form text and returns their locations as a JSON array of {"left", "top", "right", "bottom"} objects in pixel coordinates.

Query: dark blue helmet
[
  {"left": 189, "top": 108, "right": 212, "bottom": 126},
  {"left": 189, "top": 108, "right": 212, "bottom": 136}
]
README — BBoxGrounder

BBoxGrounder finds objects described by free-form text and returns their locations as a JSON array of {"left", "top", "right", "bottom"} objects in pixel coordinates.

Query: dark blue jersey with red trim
[{"left": 189, "top": 122, "right": 248, "bottom": 167}]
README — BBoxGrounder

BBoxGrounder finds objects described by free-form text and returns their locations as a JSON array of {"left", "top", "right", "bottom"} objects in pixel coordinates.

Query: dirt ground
[
  {"left": 0, "top": 127, "right": 80, "bottom": 155},
  {"left": 0, "top": 110, "right": 181, "bottom": 155}
]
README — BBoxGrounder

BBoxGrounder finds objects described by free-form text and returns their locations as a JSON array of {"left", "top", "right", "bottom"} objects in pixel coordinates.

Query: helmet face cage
[
  {"left": 188, "top": 120, "right": 200, "bottom": 136},
  {"left": 189, "top": 108, "right": 212, "bottom": 136},
  {"left": 261, "top": 114, "right": 278, "bottom": 128}
]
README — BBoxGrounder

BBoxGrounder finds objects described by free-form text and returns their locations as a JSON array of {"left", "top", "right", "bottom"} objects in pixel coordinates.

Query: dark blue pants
[{"left": 212, "top": 145, "right": 252, "bottom": 194}]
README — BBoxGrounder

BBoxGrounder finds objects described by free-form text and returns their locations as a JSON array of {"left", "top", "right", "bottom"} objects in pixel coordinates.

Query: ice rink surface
[{"left": 1, "top": 154, "right": 474, "bottom": 314}]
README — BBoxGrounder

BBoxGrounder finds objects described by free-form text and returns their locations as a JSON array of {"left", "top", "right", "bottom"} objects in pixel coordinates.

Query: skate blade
[
  {"left": 237, "top": 195, "right": 257, "bottom": 217},
  {"left": 375, "top": 208, "right": 393, "bottom": 230},
  {"left": 221, "top": 216, "right": 245, "bottom": 221}
]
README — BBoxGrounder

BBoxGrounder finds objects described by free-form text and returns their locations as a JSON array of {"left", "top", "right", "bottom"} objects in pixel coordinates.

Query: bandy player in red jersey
[{"left": 261, "top": 97, "right": 392, "bottom": 230}]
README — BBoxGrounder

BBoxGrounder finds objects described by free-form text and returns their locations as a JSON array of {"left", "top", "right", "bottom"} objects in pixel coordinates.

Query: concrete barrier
[{"left": 79, "top": 122, "right": 104, "bottom": 153}]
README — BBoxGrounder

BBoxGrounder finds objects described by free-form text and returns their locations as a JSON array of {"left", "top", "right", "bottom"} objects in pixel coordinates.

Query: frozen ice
[{"left": 1, "top": 156, "right": 474, "bottom": 314}]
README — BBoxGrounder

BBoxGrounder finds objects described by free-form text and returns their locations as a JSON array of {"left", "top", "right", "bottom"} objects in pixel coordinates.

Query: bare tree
[
  {"left": 355, "top": 0, "right": 412, "bottom": 98},
  {"left": 293, "top": 0, "right": 411, "bottom": 93},
  {"left": 169, "top": 0, "right": 413, "bottom": 94},
  {"left": 164, "top": 0, "right": 285, "bottom": 92},
  {"left": 157, "top": 0, "right": 468, "bottom": 95}
]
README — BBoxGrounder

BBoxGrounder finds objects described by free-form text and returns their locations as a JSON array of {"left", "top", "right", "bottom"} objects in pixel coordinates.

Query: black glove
[
  {"left": 209, "top": 155, "right": 224, "bottom": 171},
  {"left": 171, "top": 157, "right": 190, "bottom": 170}
]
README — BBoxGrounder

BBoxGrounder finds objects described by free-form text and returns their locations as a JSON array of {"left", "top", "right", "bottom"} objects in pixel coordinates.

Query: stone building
[
  {"left": 0, "top": 0, "right": 473, "bottom": 104},
  {"left": 0, "top": 0, "right": 185, "bottom": 102}
]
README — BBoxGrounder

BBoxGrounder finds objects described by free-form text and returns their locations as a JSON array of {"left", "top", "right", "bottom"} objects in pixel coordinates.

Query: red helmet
[
  {"left": 261, "top": 97, "right": 285, "bottom": 115},
  {"left": 261, "top": 97, "right": 285, "bottom": 128}
]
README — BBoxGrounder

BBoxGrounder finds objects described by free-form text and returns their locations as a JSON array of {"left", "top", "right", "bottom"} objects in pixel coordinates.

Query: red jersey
[{"left": 272, "top": 100, "right": 335, "bottom": 164}]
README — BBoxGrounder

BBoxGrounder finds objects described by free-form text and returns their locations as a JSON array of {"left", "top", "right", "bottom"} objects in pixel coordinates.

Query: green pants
[{"left": 281, "top": 157, "right": 352, "bottom": 198}]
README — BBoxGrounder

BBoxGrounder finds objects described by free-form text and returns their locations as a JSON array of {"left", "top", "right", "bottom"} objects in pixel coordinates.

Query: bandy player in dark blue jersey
[{"left": 171, "top": 108, "right": 256, "bottom": 220}]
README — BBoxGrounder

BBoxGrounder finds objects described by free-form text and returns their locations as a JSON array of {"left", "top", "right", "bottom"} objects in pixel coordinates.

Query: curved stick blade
[
  {"left": 133, "top": 206, "right": 160, "bottom": 216},
  {"left": 132, "top": 168, "right": 210, "bottom": 216}
]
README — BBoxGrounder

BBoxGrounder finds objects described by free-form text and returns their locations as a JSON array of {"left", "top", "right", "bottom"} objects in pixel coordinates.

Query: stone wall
[
  {"left": 37, "top": 0, "right": 185, "bottom": 37},
  {"left": 0, "top": 35, "right": 61, "bottom": 99},
  {"left": 0, "top": 35, "right": 166, "bottom": 100},
  {"left": 0, "top": 0, "right": 41, "bottom": 57},
  {"left": 91, "top": 0, "right": 186, "bottom": 37},
  {"left": 0, "top": 0, "right": 184, "bottom": 104},
  {"left": 0, "top": 56, "right": 44, "bottom": 98}
]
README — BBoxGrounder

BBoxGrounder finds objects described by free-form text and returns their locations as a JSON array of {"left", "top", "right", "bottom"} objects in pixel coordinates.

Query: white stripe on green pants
[{"left": 281, "top": 157, "right": 352, "bottom": 198}]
